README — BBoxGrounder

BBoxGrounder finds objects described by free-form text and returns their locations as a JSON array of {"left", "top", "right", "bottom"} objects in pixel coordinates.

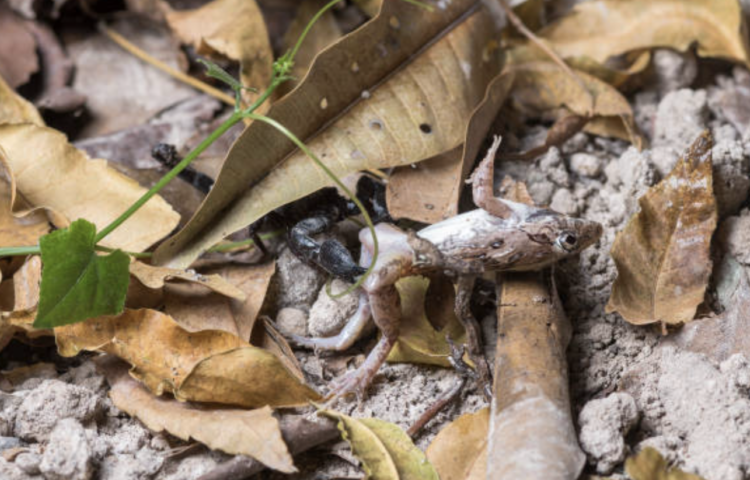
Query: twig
[
  {"left": 196, "top": 415, "right": 339, "bottom": 480},
  {"left": 99, "top": 23, "right": 236, "bottom": 106},
  {"left": 407, "top": 339, "right": 471, "bottom": 437}
]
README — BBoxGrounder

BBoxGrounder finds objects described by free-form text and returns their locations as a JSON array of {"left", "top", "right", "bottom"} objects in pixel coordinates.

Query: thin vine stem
[
  {"left": 94, "top": 110, "right": 244, "bottom": 244},
  {"left": 245, "top": 113, "right": 379, "bottom": 298}
]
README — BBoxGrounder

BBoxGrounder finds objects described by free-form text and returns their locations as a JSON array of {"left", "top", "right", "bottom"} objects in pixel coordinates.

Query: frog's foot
[
  {"left": 326, "top": 335, "right": 394, "bottom": 401},
  {"left": 280, "top": 293, "right": 372, "bottom": 353}
]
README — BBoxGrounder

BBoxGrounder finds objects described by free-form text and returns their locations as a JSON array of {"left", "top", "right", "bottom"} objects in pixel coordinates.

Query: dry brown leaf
[
  {"left": 490, "top": 269, "right": 585, "bottom": 478},
  {"left": 251, "top": 317, "right": 306, "bottom": 381},
  {"left": 66, "top": 17, "right": 194, "bottom": 138},
  {"left": 279, "top": 0, "right": 342, "bottom": 94},
  {"left": 0, "top": 256, "right": 51, "bottom": 352},
  {"left": 166, "top": 0, "right": 273, "bottom": 107},
  {"left": 0, "top": 147, "right": 49, "bottom": 248},
  {"left": 606, "top": 131, "right": 717, "bottom": 326},
  {"left": 0, "top": 4, "right": 38, "bottom": 88},
  {"left": 12, "top": 255, "right": 40, "bottom": 312},
  {"left": 386, "top": 275, "right": 466, "bottom": 367},
  {"left": 626, "top": 447, "right": 705, "bottom": 480},
  {"left": 386, "top": 73, "right": 514, "bottom": 223},
  {"left": 426, "top": 408, "right": 488, "bottom": 480},
  {"left": 505, "top": 62, "right": 639, "bottom": 145},
  {"left": 0, "top": 75, "right": 43, "bottom": 126},
  {"left": 55, "top": 308, "right": 319, "bottom": 407},
  {"left": 0, "top": 123, "right": 180, "bottom": 252},
  {"left": 154, "top": 0, "right": 503, "bottom": 267},
  {"left": 534, "top": 0, "right": 750, "bottom": 68},
  {"left": 130, "top": 261, "right": 246, "bottom": 301},
  {"left": 164, "top": 262, "right": 275, "bottom": 341},
  {"left": 98, "top": 356, "right": 296, "bottom": 473}
]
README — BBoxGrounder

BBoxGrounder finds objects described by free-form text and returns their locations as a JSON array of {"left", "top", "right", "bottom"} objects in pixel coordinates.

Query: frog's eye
[{"left": 556, "top": 232, "right": 578, "bottom": 252}]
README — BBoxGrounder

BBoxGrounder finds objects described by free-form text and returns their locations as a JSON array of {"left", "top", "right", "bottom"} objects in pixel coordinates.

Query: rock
[
  {"left": 711, "top": 139, "right": 750, "bottom": 217},
  {"left": 570, "top": 153, "right": 603, "bottom": 178},
  {"left": 14, "top": 380, "right": 102, "bottom": 442},
  {"left": 308, "top": 279, "right": 359, "bottom": 337},
  {"left": 651, "top": 89, "right": 708, "bottom": 175},
  {"left": 578, "top": 392, "right": 640, "bottom": 474},
  {"left": 39, "top": 419, "right": 93, "bottom": 480},
  {"left": 0, "top": 436, "right": 22, "bottom": 452},
  {"left": 550, "top": 188, "right": 578, "bottom": 216},
  {"left": 14, "top": 453, "right": 40, "bottom": 475},
  {"left": 59, "top": 362, "right": 108, "bottom": 394},
  {"left": 0, "top": 458, "right": 39, "bottom": 480},
  {"left": 276, "top": 307, "right": 308, "bottom": 337},
  {"left": 270, "top": 248, "right": 327, "bottom": 311},
  {"left": 651, "top": 49, "right": 698, "bottom": 96},
  {"left": 719, "top": 210, "right": 750, "bottom": 265},
  {"left": 98, "top": 448, "right": 163, "bottom": 480}
]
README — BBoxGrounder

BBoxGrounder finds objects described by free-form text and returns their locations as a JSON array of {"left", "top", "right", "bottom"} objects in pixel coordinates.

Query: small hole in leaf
[
  {"left": 419, "top": 123, "right": 432, "bottom": 134},
  {"left": 351, "top": 62, "right": 360, "bottom": 73},
  {"left": 389, "top": 16, "right": 400, "bottom": 29},
  {"left": 370, "top": 120, "right": 383, "bottom": 131},
  {"left": 320, "top": 97, "right": 328, "bottom": 109}
]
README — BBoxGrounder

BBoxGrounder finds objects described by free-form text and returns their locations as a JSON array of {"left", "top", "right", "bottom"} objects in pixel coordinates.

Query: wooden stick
[{"left": 487, "top": 270, "right": 585, "bottom": 479}]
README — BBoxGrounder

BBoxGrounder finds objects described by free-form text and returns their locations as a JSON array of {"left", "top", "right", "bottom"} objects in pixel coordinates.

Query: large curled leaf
[
  {"left": 0, "top": 123, "right": 179, "bottom": 251},
  {"left": 319, "top": 408, "right": 439, "bottom": 480},
  {"left": 154, "top": 0, "right": 503, "bottom": 268},
  {"left": 99, "top": 356, "right": 296, "bottom": 473},
  {"left": 55, "top": 308, "right": 320, "bottom": 407},
  {"left": 606, "top": 131, "right": 717, "bottom": 326},
  {"left": 426, "top": 408, "right": 489, "bottom": 480},
  {"left": 529, "top": 0, "right": 750, "bottom": 68},
  {"left": 35, "top": 219, "right": 130, "bottom": 328}
]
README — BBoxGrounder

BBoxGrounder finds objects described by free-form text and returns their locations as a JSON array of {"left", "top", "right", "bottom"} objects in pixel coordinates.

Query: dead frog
[{"left": 284, "top": 137, "right": 603, "bottom": 400}]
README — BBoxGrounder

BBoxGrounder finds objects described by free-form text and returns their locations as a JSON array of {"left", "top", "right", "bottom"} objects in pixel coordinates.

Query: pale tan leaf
[
  {"left": 0, "top": 75, "right": 43, "bottom": 126},
  {"left": 166, "top": 0, "right": 273, "bottom": 107},
  {"left": 154, "top": 0, "right": 503, "bottom": 267},
  {"left": 99, "top": 356, "right": 296, "bottom": 473},
  {"left": 0, "top": 123, "right": 180, "bottom": 252},
  {"left": 130, "top": 260, "right": 246, "bottom": 301},
  {"left": 537, "top": 0, "right": 750, "bottom": 67},
  {"left": 319, "top": 409, "right": 439, "bottom": 480},
  {"left": 606, "top": 131, "right": 717, "bottom": 326},
  {"left": 164, "top": 262, "right": 275, "bottom": 341},
  {"left": 12, "top": 255, "right": 40, "bottom": 312},
  {"left": 55, "top": 308, "right": 319, "bottom": 407},
  {"left": 426, "top": 408, "right": 489, "bottom": 480},
  {"left": 387, "top": 275, "right": 466, "bottom": 367}
]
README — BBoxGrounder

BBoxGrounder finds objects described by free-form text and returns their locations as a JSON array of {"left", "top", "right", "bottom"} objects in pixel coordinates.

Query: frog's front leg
[
  {"left": 327, "top": 224, "right": 414, "bottom": 400},
  {"left": 455, "top": 275, "right": 492, "bottom": 399},
  {"left": 328, "top": 284, "right": 401, "bottom": 400}
]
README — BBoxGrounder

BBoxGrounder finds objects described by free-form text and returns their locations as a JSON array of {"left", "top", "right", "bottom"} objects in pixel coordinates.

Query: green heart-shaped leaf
[{"left": 35, "top": 219, "right": 130, "bottom": 328}]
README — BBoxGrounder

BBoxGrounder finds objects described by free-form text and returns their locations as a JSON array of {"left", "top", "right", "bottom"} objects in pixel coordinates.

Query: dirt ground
[{"left": 1, "top": 38, "right": 750, "bottom": 480}]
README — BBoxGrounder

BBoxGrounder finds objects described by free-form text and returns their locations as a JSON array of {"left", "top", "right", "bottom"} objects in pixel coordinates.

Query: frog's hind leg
[{"left": 282, "top": 292, "right": 374, "bottom": 352}]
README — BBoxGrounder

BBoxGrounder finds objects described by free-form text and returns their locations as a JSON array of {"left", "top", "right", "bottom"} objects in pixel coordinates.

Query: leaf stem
[
  {"left": 244, "top": 113, "right": 378, "bottom": 298},
  {"left": 94, "top": 110, "right": 244, "bottom": 244},
  {"left": 0, "top": 245, "right": 40, "bottom": 258}
]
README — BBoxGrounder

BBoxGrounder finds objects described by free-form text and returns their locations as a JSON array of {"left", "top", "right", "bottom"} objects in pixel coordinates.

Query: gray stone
[
  {"left": 14, "top": 380, "right": 102, "bottom": 442},
  {"left": 308, "top": 280, "right": 359, "bottom": 337},
  {"left": 578, "top": 392, "right": 640, "bottom": 474},
  {"left": 39, "top": 419, "right": 93, "bottom": 480},
  {"left": 14, "top": 453, "right": 40, "bottom": 475},
  {"left": 0, "top": 436, "right": 22, "bottom": 452}
]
